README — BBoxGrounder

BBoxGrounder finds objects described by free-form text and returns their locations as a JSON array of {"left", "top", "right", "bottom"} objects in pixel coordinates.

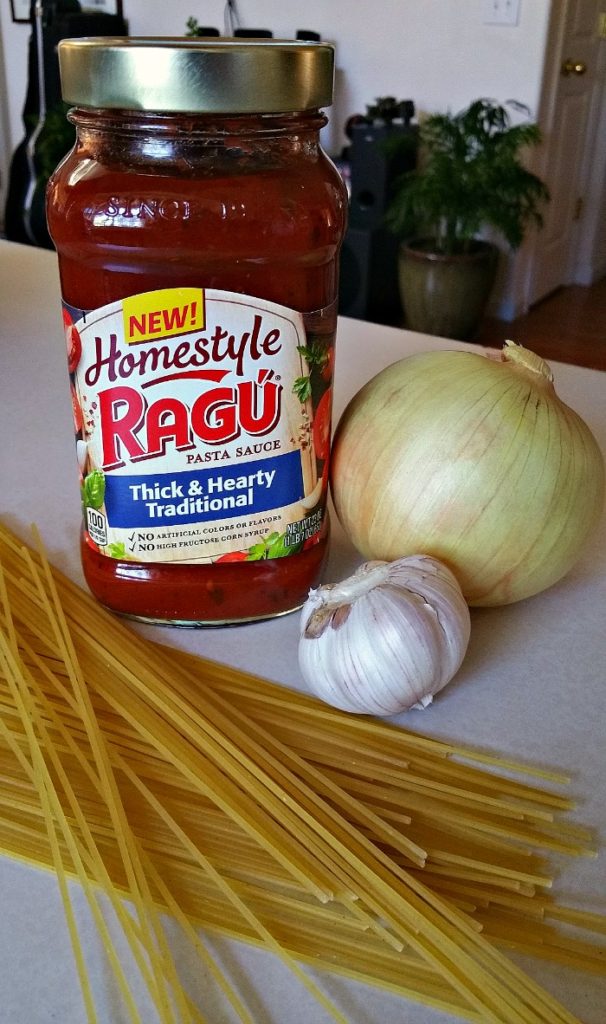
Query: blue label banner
[{"left": 103, "top": 450, "right": 304, "bottom": 529}]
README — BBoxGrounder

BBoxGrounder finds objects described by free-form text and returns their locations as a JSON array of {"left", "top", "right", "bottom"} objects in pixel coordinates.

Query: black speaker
[
  {"left": 348, "top": 119, "right": 417, "bottom": 231},
  {"left": 338, "top": 226, "right": 402, "bottom": 326},
  {"left": 338, "top": 101, "right": 417, "bottom": 324},
  {"left": 234, "top": 28, "right": 273, "bottom": 37}
]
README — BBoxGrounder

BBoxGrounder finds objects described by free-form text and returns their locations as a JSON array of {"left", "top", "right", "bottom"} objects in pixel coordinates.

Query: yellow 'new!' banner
[{"left": 122, "top": 288, "right": 205, "bottom": 344}]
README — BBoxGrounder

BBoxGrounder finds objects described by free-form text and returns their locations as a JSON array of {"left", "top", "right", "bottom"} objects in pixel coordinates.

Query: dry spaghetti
[{"left": 0, "top": 521, "right": 604, "bottom": 1023}]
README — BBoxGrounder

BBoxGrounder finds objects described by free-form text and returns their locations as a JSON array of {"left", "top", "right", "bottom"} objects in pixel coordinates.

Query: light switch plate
[{"left": 483, "top": 0, "right": 520, "bottom": 25}]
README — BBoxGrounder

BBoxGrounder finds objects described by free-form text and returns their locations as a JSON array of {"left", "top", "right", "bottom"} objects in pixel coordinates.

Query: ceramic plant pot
[{"left": 398, "top": 238, "right": 499, "bottom": 340}]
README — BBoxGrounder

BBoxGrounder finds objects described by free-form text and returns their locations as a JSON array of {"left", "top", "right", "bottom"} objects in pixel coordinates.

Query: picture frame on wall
[{"left": 10, "top": 0, "right": 31, "bottom": 23}]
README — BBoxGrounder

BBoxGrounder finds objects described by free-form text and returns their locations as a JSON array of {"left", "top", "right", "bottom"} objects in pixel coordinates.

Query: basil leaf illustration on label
[
  {"left": 246, "top": 530, "right": 303, "bottom": 560},
  {"left": 266, "top": 531, "right": 302, "bottom": 558},
  {"left": 107, "top": 542, "right": 127, "bottom": 558},
  {"left": 83, "top": 469, "right": 105, "bottom": 509}
]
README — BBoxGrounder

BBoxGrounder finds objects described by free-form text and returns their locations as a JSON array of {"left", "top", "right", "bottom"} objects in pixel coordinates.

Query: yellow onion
[{"left": 330, "top": 342, "right": 604, "bottom": 606}]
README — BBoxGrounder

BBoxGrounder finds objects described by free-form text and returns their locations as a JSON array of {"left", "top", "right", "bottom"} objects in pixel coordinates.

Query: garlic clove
[
  {"left": 298, "top": 556, "right": 471, "bottom": 716},
  {"left": 300, "top": 477, "right": 324, "bottom": 510},
  {"left": 76, "top": 439, "right": 89, "bottom": 475}
]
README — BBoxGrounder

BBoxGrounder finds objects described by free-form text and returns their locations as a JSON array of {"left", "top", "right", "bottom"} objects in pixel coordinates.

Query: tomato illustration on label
[
  {"left": 214, "top": 528, "right": 304, "bottom": 563},
  {"left": 312, "top": 388, "right": 332, "bottom": 462},
  {"left": 215, "top": 550, "right": 249, "bottom": 563},
  {"left": 63, "top": 307, "right": 82, "bottom": 374},
  {"left": 321, "top": 345, "right": 335, "bottom": 382}
]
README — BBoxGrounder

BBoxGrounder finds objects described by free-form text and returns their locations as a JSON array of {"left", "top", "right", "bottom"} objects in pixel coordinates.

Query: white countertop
[{"left": 1, "top": 238, "right": 605, "bottom": 1023}]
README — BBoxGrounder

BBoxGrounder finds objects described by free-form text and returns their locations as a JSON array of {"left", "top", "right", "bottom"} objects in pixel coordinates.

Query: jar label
[{"left": 63, "top": 288, "right": 334, "bottom": 564}]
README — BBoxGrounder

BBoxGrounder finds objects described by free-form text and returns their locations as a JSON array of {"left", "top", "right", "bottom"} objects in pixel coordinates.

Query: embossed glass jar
[{"left": 47, "top": 38, "right": 347, "bottom": 624}]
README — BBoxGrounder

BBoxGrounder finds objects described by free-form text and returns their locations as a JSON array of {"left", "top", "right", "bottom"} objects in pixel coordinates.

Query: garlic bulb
[{"left": 298, "top": 555, "right": 471, "bottom": 716}]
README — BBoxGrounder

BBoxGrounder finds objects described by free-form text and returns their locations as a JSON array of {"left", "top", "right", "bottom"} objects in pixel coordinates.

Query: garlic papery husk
[{"left": 298, "top": 555, "right": 471, "bottom": 716}]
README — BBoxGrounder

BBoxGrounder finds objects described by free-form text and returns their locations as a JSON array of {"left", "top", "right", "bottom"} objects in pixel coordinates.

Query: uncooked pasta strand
[
  {"left": 0, "top": 597, "right": 202, "bottom": 1024},
  {"left": 9, "top": 538, "right": 350, "bottom": 1024},
  {"left": 210, "top": 695, "right": 574, "bottom": 812},
  {"left": 174, "top": 653, "right": 571, "bottom": 784},
  {"left": 24, "top": 548, "right": 190, "bottom": 1024},
  {"left": 12, "top": 566, "right": 339, "bottom": 904},
  {"left": 17, "top": 642, "right": 202, "bottom": 1024},
  {"left": 111, "top": 747, "right": 353, "bottom": 1024},
  {"left": 0, "top": 639, "right": 101, "bottom": 1023},
  {"left": 137, "top": 846, "right": 259, "bottom": 1024}
]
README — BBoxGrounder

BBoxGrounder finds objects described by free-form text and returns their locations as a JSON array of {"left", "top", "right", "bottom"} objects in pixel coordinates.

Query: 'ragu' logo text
[
  {"left": 98, "top": 370, "right": 283, "bottom": 470},
  {"left": 84, "top": 313, "right": 282, "bottom": 385}
]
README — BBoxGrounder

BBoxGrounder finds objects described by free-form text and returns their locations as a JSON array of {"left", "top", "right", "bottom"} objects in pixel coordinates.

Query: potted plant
[{"left": 386, "top": 98, "right": 549, "bottom": 340}]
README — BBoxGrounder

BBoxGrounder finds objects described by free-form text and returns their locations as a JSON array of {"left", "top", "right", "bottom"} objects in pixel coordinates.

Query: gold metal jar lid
[{"left": 58, "top": 37, "right": 335, "bottom": 114}]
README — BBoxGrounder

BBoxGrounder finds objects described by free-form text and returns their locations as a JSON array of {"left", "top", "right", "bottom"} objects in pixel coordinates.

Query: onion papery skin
[{"left": 330, "top": 347, "right": 605, "bottom": 606}]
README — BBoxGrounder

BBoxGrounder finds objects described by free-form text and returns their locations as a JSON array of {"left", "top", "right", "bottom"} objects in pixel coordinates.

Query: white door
[{"left": 527, "top": 0, "right": 604, "bottom": 305}]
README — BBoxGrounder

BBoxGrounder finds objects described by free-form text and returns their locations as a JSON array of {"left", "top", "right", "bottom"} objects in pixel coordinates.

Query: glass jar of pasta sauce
[{"left": 47, "top": 37, "right": 347, "bottom": 625}]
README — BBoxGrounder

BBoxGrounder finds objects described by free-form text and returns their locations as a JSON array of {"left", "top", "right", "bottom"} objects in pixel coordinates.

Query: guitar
[{"left": 4, "top": 0, "right": 126, "bottom": 249}]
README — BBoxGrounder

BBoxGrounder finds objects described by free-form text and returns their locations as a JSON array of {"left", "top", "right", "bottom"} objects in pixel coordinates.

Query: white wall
[
  {"left": 124, "top": 1, "right": 551, "bottom": 156},
  {"left": 0, "top": 1, "right": 552, "bottom": 159},
  {"left": 0, "top": 1, "right": 553, "bottom": 309}
]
